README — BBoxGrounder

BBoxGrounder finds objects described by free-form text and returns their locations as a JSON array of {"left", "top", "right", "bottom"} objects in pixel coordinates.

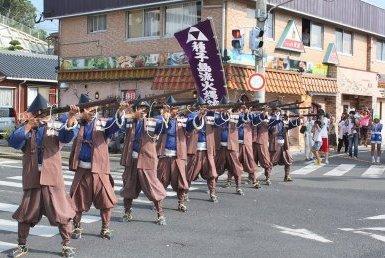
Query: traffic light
[
  {"left": 249, "top": 27, "right": 264, "bottom": 51},
  {"left": 232, "top": 29, "right": 244, "bottom": 50}
]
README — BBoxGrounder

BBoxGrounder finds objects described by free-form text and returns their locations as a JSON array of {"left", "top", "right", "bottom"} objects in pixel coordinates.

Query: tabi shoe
[
  {"left": 177, "top": 203, "right": 187, "bottom": 213},
  {"left": 284, "top": 176, "right": 293, "bottom": 182},
  {"left": 223, "top": 180, "right": 231, "bottom": 188},
  {"left": 252, "top": 180, "right": 260, "bottom": 189},
  {"left": 122, "top": 209, "right": 133, "bottom": 222},
  {"left": 209, "top": 193, "right": 218, "bottom": 203},
  {"left": 156, "top": 215, "right": 167, "bottom": 226},
  {"left": 372, "top": 156, "right": 376, "bottom": 163},
  {"left": 376, "top": 157, "right": 381, "bottom": 163},
  {"left": 100, "top": 227, "right": 113, "bottom": 240},
  {"left": 71, "top": 224, "right": 83, "bottom": 239},
  {"left": 265, "top": 179, "right": 271, "bottom": 186},
  {"left": 236, "top": 188, "right": 244, "bottom": 196},
  {"left": 185, "top": 194, "right": 190, "bottom": 202},
  {"left": 12, "top": 245, "right": 28, "bottom": 258},
  {"left": 62, "top": 245, "right": 76, "bottom": 258}
]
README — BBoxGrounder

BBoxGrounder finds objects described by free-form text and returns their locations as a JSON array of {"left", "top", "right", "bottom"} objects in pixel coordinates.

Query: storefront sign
[
  {"left": 323, "top": 43, "right": 339, "bottom": 65},
  {"left": 276, "top": 20, "right": 305, "bottom": 53},
  {"left": 337, "top": 67, "right": 380, "bottom": 97},
  {"left": 121, "top": 90, "right": 136, "bottom": 101},
  {"left": 174, "top": 19, "right": 227, "bottom": 106}
]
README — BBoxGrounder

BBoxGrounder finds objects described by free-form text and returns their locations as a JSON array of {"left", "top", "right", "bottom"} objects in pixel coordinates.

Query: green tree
[
  {"left": 0, "top": 0, "right": 37, "bottom": 28},
  {"left": 8, "top": 39, "right": 23, "bottom": 50}
]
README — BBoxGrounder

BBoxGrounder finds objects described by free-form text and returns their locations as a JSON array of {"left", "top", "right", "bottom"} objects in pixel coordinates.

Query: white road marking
[
  {"left": 0, "top": 160, "right": 20, "bottom": 165},
  {"left": 0, "top": 241, "right": 17, "bottom": 253},
  {"left": 364, "top": 214, "right": 385, "bottom": 220},
  {"left": 0, "top": 164, "right": 22, "bottom": 169},
  {"left": 291, "top": 163, "right": 325, "bottom": 175},
  {"left": 323, "top": 164, "right": 355, "bottom": 177},
  {"left": 0, "top": 202, "right": 100, "bottom": 224},
  {"left": 274, "top": 225, "right": 332, "bottom": 243},
  {"left": 0, "top": 219, "right": 58, "bottom": 237},
  {"left": 0, "top": 181, "right": 22, "bottom": 188},
  {"left": 361, "top": 165, "right": 385, "bottom": 178},
  {"left": 339, "top": 228, "right": 385, "bottom": 243}
]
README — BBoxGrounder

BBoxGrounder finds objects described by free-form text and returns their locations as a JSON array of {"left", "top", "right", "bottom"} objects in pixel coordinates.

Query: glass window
[
  {"left": 335, "top": 29, "right": 353, "bottom": 54},
  {"left": 310, "top": 23, "right": 323, "bottom": 49},
  {"left": 128, "top": 8, "right": 160, "bottom": 38},
  {"left": 165, "top": 2, "right": 201, "bottom": 36},
  {"left": 144, "top": 9, "right": 160, "bottom": 37},
  {"left": 88, "top": 14, "right": 107, "bottom": 33},
  {"left": 377, "top": 40, "right": 385, "bottom": 61},
  {"left": 265, "top": 13, "right": 274, "bottom": 39}
]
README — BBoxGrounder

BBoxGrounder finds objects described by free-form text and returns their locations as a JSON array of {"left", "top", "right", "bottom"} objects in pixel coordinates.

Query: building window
[
  {"left": 128, "top": 8, "right": 160, "bottom": 38},
  {"left": 265, "top": 13, "right": 274, "bottom": 39},
  {"left": 88, "top": 14, "right": 107, "bottom": 33},
  {"left": 302, "top": 19, "right": 323, "bottom": 49},
  {"left": 165, "top": 2, "right": 201, "bottom": 36},
  {"left": 376, "top": 40, "right": 385, "bottom": 61},
  {"left": 335, "top": 28, "right": 353, "bottom": 54}
]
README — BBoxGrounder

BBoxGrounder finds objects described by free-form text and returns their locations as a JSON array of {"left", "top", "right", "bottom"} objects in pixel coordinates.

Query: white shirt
[{"left": 319, "top": 117, "right": 329, "bottom": 138}]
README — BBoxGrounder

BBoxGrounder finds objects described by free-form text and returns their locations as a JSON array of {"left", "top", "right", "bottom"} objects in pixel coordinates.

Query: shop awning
[
  {"left": 153, "top": 65, "right": 307, "bottom": 95},
  {"left": 302, "top": 74, "right": 338, "bottom": 94},
  {"left": 58, "top": 67, "right": 157, "bottom": 82}
]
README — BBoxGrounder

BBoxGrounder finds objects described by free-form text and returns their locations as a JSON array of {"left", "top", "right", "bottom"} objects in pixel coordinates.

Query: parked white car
[{"left": 0, "top": 107, "right": 16, "bottom": 138}]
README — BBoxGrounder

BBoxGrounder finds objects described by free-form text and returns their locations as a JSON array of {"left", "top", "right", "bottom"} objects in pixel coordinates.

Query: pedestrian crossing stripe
[
  {"left": 323, "top": 164, "right": 356, "bottom": 177},
  {"left": 0, "top": 241, "right": 17, "bottom": 253},
  {"left": 291, "top": 163, "right": 325, "bottom": 175},
  {"left": 0, "top": 218, "right": 58, "bottom": 237},
  {"left": 361, "top": 165, "right": 385, "bottom": 178}
]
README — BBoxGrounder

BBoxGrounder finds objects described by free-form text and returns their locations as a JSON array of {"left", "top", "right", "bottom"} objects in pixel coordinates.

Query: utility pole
[{"left": 254, "top": 0, "right": 267, "bottom": 103}]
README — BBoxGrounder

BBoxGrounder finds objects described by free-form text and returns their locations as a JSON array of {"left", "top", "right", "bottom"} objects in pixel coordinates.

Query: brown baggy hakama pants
[
  {"left": 239, "top": 144, "right": 258, "bottom": 182},
  {"left": 270, "top": 147, "right": 294, "bottom": 177},
  {"left": 70, "top": 168, "right": 117, "bottom": 228},
  {"left": 157, "top": 157, "right": 188, "bottom": 204},
  {"left": 121, "top": 158, "right": 167, "bottom": 216},
  {"left": 216, "top": 147, "right": 243, "bottom": 187},
  {"left": 187, "top": 151, "right": 217, "bottom": 193},
  {"left": 253, "top": 142, "right": 273, "bottom": 178},
  {"left": 13, "top": 186, "right": 76, "bottom": 245}
]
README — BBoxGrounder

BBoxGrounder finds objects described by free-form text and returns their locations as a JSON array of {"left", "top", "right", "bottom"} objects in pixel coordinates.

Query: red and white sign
[
  {"left": 248, "top": 73, "right": 266, "bottom": 92},
  {"left": 121, "top": 90, "right": 136, "bottom": 101}
]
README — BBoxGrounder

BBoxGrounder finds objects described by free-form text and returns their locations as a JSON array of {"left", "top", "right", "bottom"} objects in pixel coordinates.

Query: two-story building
[{"left": 43, "top": 0, "right": 385, "bottom": 146}]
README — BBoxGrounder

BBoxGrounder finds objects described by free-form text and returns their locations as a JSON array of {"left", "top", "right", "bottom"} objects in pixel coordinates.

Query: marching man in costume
[
  {"left": 237, "top": 105, "right": 260, "bottom": 189},
  {"left": 8, "top": 94, "right": 78, "bottom": 257},
  {"left": 69, "top": 94, "right": 123, "bottom": 240},
  {"left": 157, "top": 96, "right": 189, "bottom": 212},
  {"left": 252, "top": 107, "right": 278, "bottom": 185},
  {"left": 186, "top": 97, "right": 219, "bottom": 202},
  {"left": 269, "top": 109, "right": 302, "bottom": 182},
  {"left": 214, "top": 98, "right": 245, "bottom": 195},
  {"left": 120, "top": 100, "right": 167, "bottom": 225}
]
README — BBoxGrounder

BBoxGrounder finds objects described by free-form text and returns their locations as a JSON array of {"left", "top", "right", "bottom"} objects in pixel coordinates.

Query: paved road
[{"left": 0, "top": 150, "right": 384, "bottom": 258}]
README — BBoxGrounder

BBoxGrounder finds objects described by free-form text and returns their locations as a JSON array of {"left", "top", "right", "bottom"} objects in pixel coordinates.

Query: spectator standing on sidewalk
[
  {"left": 337, "top": 114, "right": 349, "bottom": 153},
  {"left": 311, "top": 120, "right": 323, "bottom": 165},
  {"left": 347, "top": 110, "right": 360, "bottom": 159},
  {"left": 318, "top": 110, "right": 330, "bottom": 164},
  {"left": 359, "top": 109, "right": 371, "bottom": 147},
  {"left": 328, "top": 115, "right": 337, "bottom": 151},
  {"left": 302, "top": 117, "right": 314, "bottom": 161},
  {"left": 370, "top": 116, "right": 382, "bottom": 163}
]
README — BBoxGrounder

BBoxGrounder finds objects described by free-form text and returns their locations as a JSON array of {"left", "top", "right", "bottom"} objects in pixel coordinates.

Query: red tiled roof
[{"left": 302, "top": 74, "right": 338, "bottom": 93}]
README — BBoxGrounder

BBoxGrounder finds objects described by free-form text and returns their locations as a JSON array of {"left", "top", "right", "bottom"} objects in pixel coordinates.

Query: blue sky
[
  {"left": 31, "top": 0, "right": 58, "bottom": 33},
  {"left": 30, "top": 0, "right": 385, "bottom": 33}
]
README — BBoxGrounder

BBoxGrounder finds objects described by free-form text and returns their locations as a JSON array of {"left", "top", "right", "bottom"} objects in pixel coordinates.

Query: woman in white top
[{"left": 337, "top": 114, "right": 349, "bottom": 153}]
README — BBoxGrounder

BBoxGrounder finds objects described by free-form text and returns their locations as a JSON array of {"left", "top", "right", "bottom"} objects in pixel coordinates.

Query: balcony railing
[{"left": 0, "top": 14, "right": 45, "bottom": 41}]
